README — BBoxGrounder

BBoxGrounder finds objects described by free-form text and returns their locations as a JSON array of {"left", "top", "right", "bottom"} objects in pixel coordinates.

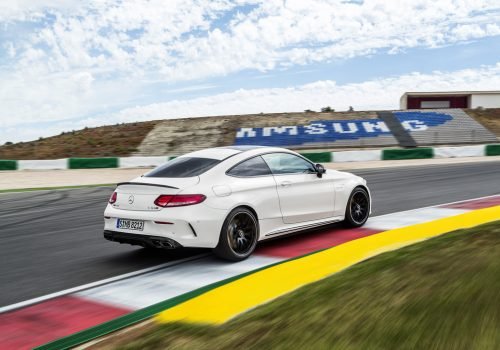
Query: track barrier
[
  {"left": 486, "top": 144, "right": 500, "bottom": 156},
  {"left": 68, "top": 157, "right": 119, "bottom": 169},
  {"left": 0, "top": 159, "right": 17, "bottom": 170},
  {"left": 0, "top": 144, "right": 499, "bottom": 170},
  {"left": 382, "top": 147, "right": 434, "bottom": 160}
]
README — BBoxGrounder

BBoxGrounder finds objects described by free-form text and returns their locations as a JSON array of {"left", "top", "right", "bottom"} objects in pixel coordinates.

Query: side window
[
  {"left": 227, "top": 156, "right": 272, "bottom": 177},
  {"left": 262, "top": 153, "right": 316, "bottom": 175}
]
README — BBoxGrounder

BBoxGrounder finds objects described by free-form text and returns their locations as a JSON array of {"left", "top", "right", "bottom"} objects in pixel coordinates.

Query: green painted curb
[
  {"left": 382, "top": 148, "right": 433, "bottom": 160},
  {"left": 485, "top": 144, "right": 500, "bottom": 156},
  {"left": 300, "top": 152, "right": 332, "bottom": 163},
  {"left": 0, "top": 160, "right": 17, "bottom": 170},
  {"left": 68, "top": 157, "right": 118, "bottom": 169}
]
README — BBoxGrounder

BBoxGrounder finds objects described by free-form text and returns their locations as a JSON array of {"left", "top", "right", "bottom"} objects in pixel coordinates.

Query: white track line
[
  {"left": 370, "top": 193, "right": 500, "bottom": 220},
  {"left": 0, "top": 185, "right": 116, "bottom": 195},
  {"left": 2, "top": 193, "right": 499, "bottom": 314},
  {"left": 0, "top": 253, "right": 209, "bottom": 314}
]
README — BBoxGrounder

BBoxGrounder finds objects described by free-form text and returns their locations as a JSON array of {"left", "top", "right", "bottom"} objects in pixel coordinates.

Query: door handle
[{"left": 280, "top": 181, "right": 292, "bottom": 187}]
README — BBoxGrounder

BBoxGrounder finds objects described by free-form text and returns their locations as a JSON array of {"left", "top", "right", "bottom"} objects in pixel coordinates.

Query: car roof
[
  {"left": 180, "top": 146, "right": 290, "bottom": 161},
  {"left": 217, "top": 145, "right": 267, "bottom": 151},
  {"left": 180, "top": 147, "right": 241, "bottom": 160}
]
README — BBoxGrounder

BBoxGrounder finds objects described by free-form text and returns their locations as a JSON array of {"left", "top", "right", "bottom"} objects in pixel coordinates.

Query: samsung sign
[{"left": 234, "top": 112, "right": 453, "bottom": 146}]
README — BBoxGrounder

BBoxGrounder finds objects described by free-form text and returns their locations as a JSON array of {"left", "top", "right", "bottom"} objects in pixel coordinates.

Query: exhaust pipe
[
  {"left": 151, "top": 239, "right": 162, "bottom": 248},
  {"left": 159, "top": 241, "right": 175, "bottom": 249},
  {"left": 151, "top": 239, "right": 175, "bottom": 249},
  {"left": 104, "top": 231, "right": 181, "bottom": 249}
]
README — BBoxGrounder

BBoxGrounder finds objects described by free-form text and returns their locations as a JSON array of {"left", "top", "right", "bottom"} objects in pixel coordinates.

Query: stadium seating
[
  {"left": 135, "top": 112, "right": 397, "bottom": 155},
  {"left": 393, "top": 109, "right": 497, "bottom": 146}
]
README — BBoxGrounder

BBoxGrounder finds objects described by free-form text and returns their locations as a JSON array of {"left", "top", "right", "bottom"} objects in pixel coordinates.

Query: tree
[{"left": 321, "top": 106, "right": 334, "bottom": 112}]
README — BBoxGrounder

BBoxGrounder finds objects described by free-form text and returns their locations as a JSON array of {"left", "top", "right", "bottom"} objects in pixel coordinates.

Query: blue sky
[
  {"left": 162, "top": 35, "right": 500, "bottom": 100},
  {"left": 0, "top": 0, "right": 500, "bottom": 143}
]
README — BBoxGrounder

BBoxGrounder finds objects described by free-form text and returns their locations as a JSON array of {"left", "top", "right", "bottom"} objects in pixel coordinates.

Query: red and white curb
[
  {"left": 1, "top": 194, "right": 499, "bottom": 349},
  {"left": 76, "top": 255, "right": 282, "bottom": 310}
]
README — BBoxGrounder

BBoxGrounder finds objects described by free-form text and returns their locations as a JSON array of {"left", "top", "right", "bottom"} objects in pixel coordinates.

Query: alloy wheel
[
  {"left": 350, "top": 190, "right": 369, "bottom": 225},
  {"left": 227, "top": 212, "right": 257, "bottom": 255}
]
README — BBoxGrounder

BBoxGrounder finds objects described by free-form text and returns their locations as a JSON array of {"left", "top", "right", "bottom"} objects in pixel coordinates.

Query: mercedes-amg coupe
[{"left": 104, "top": 146, "right": 371, "bottom": 261}]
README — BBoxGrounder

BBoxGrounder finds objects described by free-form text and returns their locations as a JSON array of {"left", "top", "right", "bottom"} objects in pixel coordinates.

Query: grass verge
[
  {"left": 0, "top": 183, "right": 115, "bottom": 193},
  {"left": 94, "top": 221, "right": 500, "bottom": 350}
]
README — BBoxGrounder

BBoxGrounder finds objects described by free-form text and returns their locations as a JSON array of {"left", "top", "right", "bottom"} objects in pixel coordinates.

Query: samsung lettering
[{"left": 234, "top": 111, "right": 453, "bottom": 146}]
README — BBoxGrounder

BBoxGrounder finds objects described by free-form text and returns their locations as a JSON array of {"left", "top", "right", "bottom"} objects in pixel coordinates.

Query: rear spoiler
[{"left": 116, "top": 182, "right": 179, "bottom": 189}]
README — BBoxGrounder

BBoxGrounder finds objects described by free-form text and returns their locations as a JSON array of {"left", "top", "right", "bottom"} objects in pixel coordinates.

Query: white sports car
[{"left": 104, "top": 146, "right": 371, "bottom": 261}]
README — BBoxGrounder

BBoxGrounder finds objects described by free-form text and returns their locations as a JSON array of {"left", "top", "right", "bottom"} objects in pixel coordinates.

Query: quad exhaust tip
[{"left": 103, "top": 230, "right": 182, "bottom": 250}]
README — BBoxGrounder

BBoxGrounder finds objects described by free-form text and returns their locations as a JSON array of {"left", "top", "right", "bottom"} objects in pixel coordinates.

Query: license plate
[{"left": 117, "top": 218, "right": 144, "bottom": 231}]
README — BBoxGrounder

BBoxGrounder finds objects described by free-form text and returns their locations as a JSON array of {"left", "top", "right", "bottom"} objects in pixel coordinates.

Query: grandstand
[
  {"left": 134, "top": 110, "right": 394, "bottom": 155},
  {"left": 393, "top": 109, "right": 497, "bottom": 146}
]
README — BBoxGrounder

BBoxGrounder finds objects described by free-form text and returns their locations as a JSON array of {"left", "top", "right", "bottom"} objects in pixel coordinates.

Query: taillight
[
  {"left": 154, "top": 194, "right": 206, "bottom": 208},
  {"left": 109, "top": 191, "right": 117, "bottom": 204}
]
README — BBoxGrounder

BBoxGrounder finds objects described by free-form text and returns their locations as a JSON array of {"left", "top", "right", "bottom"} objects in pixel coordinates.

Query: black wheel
[
  {"left": 213, "top": 207, "right": 259, "bottom": 261},
  {"left": 344, "top": 187, "right": 370, "bottom": 227}
]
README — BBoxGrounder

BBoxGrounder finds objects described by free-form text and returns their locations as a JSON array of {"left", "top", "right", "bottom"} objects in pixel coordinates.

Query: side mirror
[{"left": 315, "top": 163, "right": 326, "bottom": 178}]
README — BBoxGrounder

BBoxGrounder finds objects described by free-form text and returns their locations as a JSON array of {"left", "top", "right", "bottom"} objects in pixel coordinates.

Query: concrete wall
[{"left": 470, "top": 94, "right": 500, "bottom": 109}]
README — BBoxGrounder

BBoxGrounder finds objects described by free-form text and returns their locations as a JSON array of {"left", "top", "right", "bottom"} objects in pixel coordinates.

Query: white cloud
[
  {"left": 2, "top": 62, "right": 499, "bottom": 143},
  {"left": 163, "top": 84, "right": 218, "bottom": 94},
  {"left": 0, "top": 0, "right": 82, "bottom": 21},
  {"left": 4, "top": 1, "right": 500, "bottom": 80},
  {"left": 1, "top": 0, "right": 500, "bottom": 143},
  {"left": 106, "top": 63, "right": 500, "bottom": 121}
]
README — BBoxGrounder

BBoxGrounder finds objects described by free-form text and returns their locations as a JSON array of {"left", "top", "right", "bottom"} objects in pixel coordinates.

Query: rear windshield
[{"left": 145, "top": 157, "right": 220, "bottom": 178}]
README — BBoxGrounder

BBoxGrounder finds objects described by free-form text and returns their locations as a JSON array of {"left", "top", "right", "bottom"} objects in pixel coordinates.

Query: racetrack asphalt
[{"left": 1, "top": 161, "right": 499, "bottom": 307}]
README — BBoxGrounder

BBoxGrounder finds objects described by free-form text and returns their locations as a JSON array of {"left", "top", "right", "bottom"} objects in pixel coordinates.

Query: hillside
[
  {"left": 465, "top": 108, "right": 500, "bottom": 137},
  {"left": 0, "top": 121, "right": 160, "bottom": 160}
]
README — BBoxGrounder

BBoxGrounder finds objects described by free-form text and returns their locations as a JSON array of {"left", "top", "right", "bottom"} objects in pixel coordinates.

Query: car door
[
  {"left": 261, "top": 153, "right": 335, "bottom": 224},
  {"left": 225, "top": 155, "right": 282, "bottom": 222}
]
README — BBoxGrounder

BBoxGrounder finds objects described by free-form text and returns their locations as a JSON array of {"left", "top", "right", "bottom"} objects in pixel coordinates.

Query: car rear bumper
[
  {"left": 103, "top": 230, "right": 182, "bottom": 249},
  {"left": 103, "top": 203, "right": 226, "bottom": 248}
]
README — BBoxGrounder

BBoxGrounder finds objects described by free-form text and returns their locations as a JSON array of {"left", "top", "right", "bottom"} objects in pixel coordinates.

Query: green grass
[
  {"left": 97, "top": 221, "right": 500, "bottom": 350},
  {"left": 0, "top": 183, "right": 116, "bottom": 193}
]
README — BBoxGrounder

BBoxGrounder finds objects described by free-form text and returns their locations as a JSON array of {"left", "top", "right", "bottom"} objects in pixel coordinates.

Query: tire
[
  {"left": 213, "top": 207, "right": 259, "bottom": 261},
  {"left": 344, "top": 187, "right": 370, "bottom": 227}
]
